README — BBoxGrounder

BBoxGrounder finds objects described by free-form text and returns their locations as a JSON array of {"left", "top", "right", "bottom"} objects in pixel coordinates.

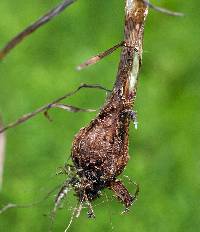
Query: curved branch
[
  {"left": 0, "top": 84, "right": 111, "bottom": 134},
  {"left": 0, "top": 0, "right": 77, "bottom": 60},
  {"left": 143, "top": 0, "right": 184, "bottom": 17}
]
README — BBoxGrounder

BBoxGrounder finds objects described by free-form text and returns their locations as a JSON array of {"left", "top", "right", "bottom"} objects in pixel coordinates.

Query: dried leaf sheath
[{"left": 71, "top": 0, "right": 149, "bottom": 210}]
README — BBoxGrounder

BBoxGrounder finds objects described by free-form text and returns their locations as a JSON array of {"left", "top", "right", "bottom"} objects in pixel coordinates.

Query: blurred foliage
[{"left": 0, "top": 0, "right": 200, "bottom": 231}]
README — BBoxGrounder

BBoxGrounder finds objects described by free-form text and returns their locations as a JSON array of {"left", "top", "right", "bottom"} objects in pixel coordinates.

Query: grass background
[{"left": 0, "top": 0, "right": 200, "bottom": 231}]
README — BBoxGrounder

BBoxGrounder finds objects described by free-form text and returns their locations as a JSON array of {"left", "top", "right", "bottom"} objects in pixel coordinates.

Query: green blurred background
[{"left": 0, "top": 0, "right": 199, "bottom": 231}]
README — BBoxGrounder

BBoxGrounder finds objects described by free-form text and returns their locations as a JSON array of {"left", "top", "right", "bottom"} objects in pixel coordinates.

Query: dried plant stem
[
  {"left": 143, "top": 0, "right": 184, "bottom": 17},
  {"left": 0, "top": 118, "right": 5, "bottom": 189},
  {"left": 77, "top": 41, "right": 124, "bottom": 70},
  {"left": 0, "top": 84, "right": 110, "bottom": 134},
  {"left": 0, "top": 0, "right": 77, "bottom": 60},
  {"left": 0, "top": 184, "right": 61, "bottom": 214}
]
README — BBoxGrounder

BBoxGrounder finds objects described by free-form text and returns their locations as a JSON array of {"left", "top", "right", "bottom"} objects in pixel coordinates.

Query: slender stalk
[
  {"left": 0, "top": 184, "right": 61, "bottom": 214},
  {"left": 0, "top": 118, "right": 5, "bottom": 189},
  {"left": 143, "top": 0, "right": 184, "bottom": 17},
  {"left": 0, "top": 0, "right": 77, "bottom": 60},
  {"left": 109, "top": 0, "right": 149, "bottom": 106},
  {"left": 77, "top": 41, "right": 124, "bottom": 70},
  {"left": 0, "top": 84, "right": 110, "bottom": 134}
]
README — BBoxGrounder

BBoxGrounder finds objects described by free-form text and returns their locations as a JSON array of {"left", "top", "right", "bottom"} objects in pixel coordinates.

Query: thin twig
[
  {"left": 77, "top": 41, "right": 124, "bottom": 70},
  {"left": 48, "top": 103, "right": 96, "bottom": 113},
  {"left": 0, "top": 117, "right": 6, "bottom": 190},
  {"left": 0, "top": 84, "right": 111, "bottom": 134},
  {"left": 0, "top": 184, "right": 61, "bottom": 214},
  {"left": 143, "top": 0, "right": 184, "bottom": 17},
  {"left": 44, "top": 103, "right": 96, "bottom": 122},
  {"left": 0, "top": 0, "right": 77, "bottom": 60}
]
